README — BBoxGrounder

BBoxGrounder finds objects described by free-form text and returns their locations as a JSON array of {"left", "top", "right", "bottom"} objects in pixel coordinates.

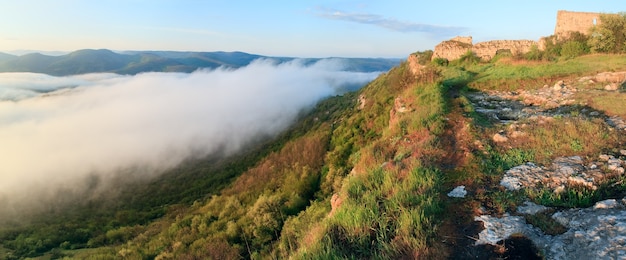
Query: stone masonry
[
  {"left": 431, "top": 10, "right": 607, "bottom": 62},
  {"left": 432, "top": 37, "right": 536, "bottom": 62},
  {"left": 554, "top": 10, "right": 602, "bottom": 39}
]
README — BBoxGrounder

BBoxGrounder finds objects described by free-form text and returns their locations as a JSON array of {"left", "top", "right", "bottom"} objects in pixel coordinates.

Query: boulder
[{"left": 605, "top": 83, "right": 619, "bottom": 91}]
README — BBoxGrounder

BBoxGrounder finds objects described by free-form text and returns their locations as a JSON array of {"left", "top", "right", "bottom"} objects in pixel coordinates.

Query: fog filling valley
[{"left": 0, "top": 59, "right": 379, "bottom": 218}]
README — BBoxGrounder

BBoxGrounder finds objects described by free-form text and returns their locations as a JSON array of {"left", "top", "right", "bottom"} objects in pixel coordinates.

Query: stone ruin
[
  {"left": 432, "top": 37, "right": 537, "bottom": 62},
  {"left": 554, "top": 10, "right": 602, "bottom": 39},
  {"left": 431, "top": 10, "right": 605, "bottom": 62}
]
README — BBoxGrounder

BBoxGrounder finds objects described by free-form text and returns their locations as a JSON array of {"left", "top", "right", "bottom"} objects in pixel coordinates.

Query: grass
[
  {"left": 5, "top": 50, "right": 626, "bottom": 259},
  {"left": 491, "top": 116, "right": 620, "bottom": 165},
  {"left": 293, "top": 65, "right": 450, "bottom": 258},
  {"left": 526, "top": 186, "right": 598, "bottom": 208},
  {"left": 467, "top": 54, "right": 626, "bottom": 91},
  {"left": 575, "top": 91, "right": 626, "bottom": 118},
  {"left": 523, "top": 209, "right": 566, "bottom": 235}
]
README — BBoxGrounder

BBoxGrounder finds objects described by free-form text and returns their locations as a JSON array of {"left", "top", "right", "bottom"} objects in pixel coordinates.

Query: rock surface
[
  {"left": 466, "top": 75, "right": 626, "bottom": 259},
  {"left": 476, "top": 199, "right": 626, "bottom": 259},
  {"left": 500, "top": 155, "right": 625, "bottom": 192},
  {"left": 447, "top": 186, "right": 467, "bottom": 198}
]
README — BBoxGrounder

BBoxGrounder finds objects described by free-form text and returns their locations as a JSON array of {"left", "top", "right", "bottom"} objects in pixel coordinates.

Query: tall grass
[
  {"left": 294, "top": 65, "right": 450, "bottom": 258},
  {"left": 469, "top": 54, "right": 626, "bottom": 91}
]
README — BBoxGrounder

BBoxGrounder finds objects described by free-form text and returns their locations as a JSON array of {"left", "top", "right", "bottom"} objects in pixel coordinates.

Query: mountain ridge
[{"left": 0, "top": 49, "right": 401, "bottom": 76}]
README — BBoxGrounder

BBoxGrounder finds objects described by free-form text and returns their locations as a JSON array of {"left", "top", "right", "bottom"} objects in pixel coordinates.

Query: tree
[
  {"left": 589, "top": 13, "right": 626, "bottom": 53},
  {"left": 246, "top": 194, "right": 286, "bottom": 245}
]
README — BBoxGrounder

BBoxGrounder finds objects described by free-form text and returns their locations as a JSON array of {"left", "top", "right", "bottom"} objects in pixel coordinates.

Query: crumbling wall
[
  {"left": 432, "top": 37, "right": 472, "bottom": 61},
  {"left": 473, "top": 40, "right": 537, "bottom": 61},
  {"left": 450, "top": 36, "right": 473, "bottom": 45},
  {"left": 432, "top": 38, "right": 536, "bottom": 62},
  {"left": 430, "top": 10, "right": 605, "bottom": 62},
  {"left": 554, "top": 10, "right": 602, "bottom": 39}
]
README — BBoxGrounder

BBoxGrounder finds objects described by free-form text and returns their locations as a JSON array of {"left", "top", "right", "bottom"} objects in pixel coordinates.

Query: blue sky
[{"left": 0, "top": 0, "right": 623, "bottom": 58}]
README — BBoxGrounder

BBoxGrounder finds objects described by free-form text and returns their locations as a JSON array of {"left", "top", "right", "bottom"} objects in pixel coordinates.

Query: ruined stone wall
[
  {"left": 430, "top": 10, "right": 605, "bottom": 62},
  {"left": 432, "top": 38, "right": 536, "bottom": 62},
  {"left": 554, "top": 10, "right": 602, "bottom": 39},
  {"left": 431, "top": 37, "right": 472, "bottom": 61},
  {"left": 450, "top": 36, "right": 473, "bottom": 45},
  {"left": 473, "top": 40, "right": 537, "bottom": 61}
]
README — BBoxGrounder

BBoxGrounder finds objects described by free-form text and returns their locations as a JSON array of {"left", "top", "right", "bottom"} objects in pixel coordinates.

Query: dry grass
[
  {"left": 575, "top": 90, "right": 626, "bottom": 118},
  {"left": 491, "top": 116, "right": 620, "bottom": 164}
]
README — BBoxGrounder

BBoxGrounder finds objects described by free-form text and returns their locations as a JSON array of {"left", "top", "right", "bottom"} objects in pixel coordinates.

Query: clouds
[
  {"left": 317, "top": 8, "right": 467, "bottom": 37},
  {"left": 0, "top": 59, "right": 379, "bottom": 216}
]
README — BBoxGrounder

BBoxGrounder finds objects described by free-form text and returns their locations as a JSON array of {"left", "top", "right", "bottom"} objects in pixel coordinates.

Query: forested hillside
[{"left": 0, "top": 50, "right": 400, "bottom": 76}]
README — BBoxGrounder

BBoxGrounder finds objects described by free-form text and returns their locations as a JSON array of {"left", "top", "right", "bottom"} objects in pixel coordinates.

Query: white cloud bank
[{"left": 0, "top": 59, "right": 379, "bottom": 215}]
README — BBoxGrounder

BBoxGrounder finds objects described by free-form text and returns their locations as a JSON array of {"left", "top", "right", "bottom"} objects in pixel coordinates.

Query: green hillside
[{"left": 2, "top": 19, "right": 626, "bottom": 257}]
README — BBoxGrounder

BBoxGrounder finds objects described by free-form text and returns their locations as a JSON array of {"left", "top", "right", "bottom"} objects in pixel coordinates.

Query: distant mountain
[
  {"left": 0, "top": 52, "right": 16, "bottom": 62},
  {"left": 0, "top": 49, "right": 401, "bottom": 76}
]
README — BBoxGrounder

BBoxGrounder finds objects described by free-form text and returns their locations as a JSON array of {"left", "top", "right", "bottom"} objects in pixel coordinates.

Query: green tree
[
  {"left": 589, "top": 13, "right": 626, "bottom": 53},
  {"left": 247, "top": 194, "right": 286, "bottom": 245}
]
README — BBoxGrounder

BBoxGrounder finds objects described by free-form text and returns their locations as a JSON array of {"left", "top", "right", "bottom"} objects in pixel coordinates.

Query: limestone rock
[
  {"left": 447, "top": 185, "right": 467, "bottom": 198},
  {"left": 594, "top": 199, "right": 618, "bottom": 209},
  {"left": 477, "top": 197, "right": 626, "bottom": 259},
  {"left": 517, "top": 201, "right": 550, "bottom": 215},
  {"left": 595, "top": 71, "right": 626, "bottom": 83},
  {"left": 605, "top": 83, "right": 619, "bottom": 91},
  {"left": 554, "top": 80, "right": 565, "bottom": 91}
]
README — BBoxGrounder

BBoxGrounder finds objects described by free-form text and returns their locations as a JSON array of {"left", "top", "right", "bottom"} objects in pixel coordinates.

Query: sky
[{"left": 0, "top": 1, "right": 624, "bottom": 58}]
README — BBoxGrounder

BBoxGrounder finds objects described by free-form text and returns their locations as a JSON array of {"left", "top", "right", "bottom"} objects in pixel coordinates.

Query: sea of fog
[{"left": 0, "top": 59, "right": 380, "bottom": 216}]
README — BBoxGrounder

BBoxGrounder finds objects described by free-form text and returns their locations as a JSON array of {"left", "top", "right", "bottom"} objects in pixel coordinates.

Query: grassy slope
[{"left": 2, "top": 54, "right": 626, "bottom": 259}]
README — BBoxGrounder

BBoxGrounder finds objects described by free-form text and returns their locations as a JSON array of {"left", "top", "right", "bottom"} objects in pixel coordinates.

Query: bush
[
  {"left": 412, "top": 50, "right": 434, "bottom": 65},
  {"left": 432, "top": 57, "right": 449, "bottom": 66},
  {"left": 560, "top": 41, "right": 587, "bottom": 58},
  {"left": 524, "top": 45, "right": 543, "bottom": 60},
  {"left": 458, "top": 50, "right": 481, "bottom": 64}
]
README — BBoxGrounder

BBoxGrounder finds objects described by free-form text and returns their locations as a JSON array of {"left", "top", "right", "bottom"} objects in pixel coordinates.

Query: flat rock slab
[{"left": 476, "top": 199, "right": 626, "bottom": 259}]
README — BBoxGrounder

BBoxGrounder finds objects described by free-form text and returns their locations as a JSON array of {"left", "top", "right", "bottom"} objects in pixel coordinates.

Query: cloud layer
[
  {"left": 317, "top": 8, "right": 467, "bottom": 36},
  {"left": 0, "top": 59, "right": 379, "bottom": 216}
]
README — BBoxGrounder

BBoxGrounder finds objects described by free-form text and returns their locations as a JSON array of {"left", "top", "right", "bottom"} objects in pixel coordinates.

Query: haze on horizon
[{"left": 1, "top": 1, "right": 623, "bottom": 58}]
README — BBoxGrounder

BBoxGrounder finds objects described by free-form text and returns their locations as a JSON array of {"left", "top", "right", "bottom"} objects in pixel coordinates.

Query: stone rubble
[
  {"left": 466, "top": 76, "right": 626, "bottom": 259},
  {"left": 467, "top": 78, "right": 626, "bottom": 133}
]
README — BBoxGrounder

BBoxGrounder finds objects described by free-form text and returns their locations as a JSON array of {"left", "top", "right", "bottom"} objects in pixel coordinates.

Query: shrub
[
  {"left": 432, "top": 57, "right": 449, "bottom": 66},
  {"left": 412, "top": 50, "right": 434, "bottom": 65},
  {"left": 561, "top": 40, "right": 587, "bottom": 58},
  {"left": 458, "top": 50, "right": 481, "bottom": 65}
]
